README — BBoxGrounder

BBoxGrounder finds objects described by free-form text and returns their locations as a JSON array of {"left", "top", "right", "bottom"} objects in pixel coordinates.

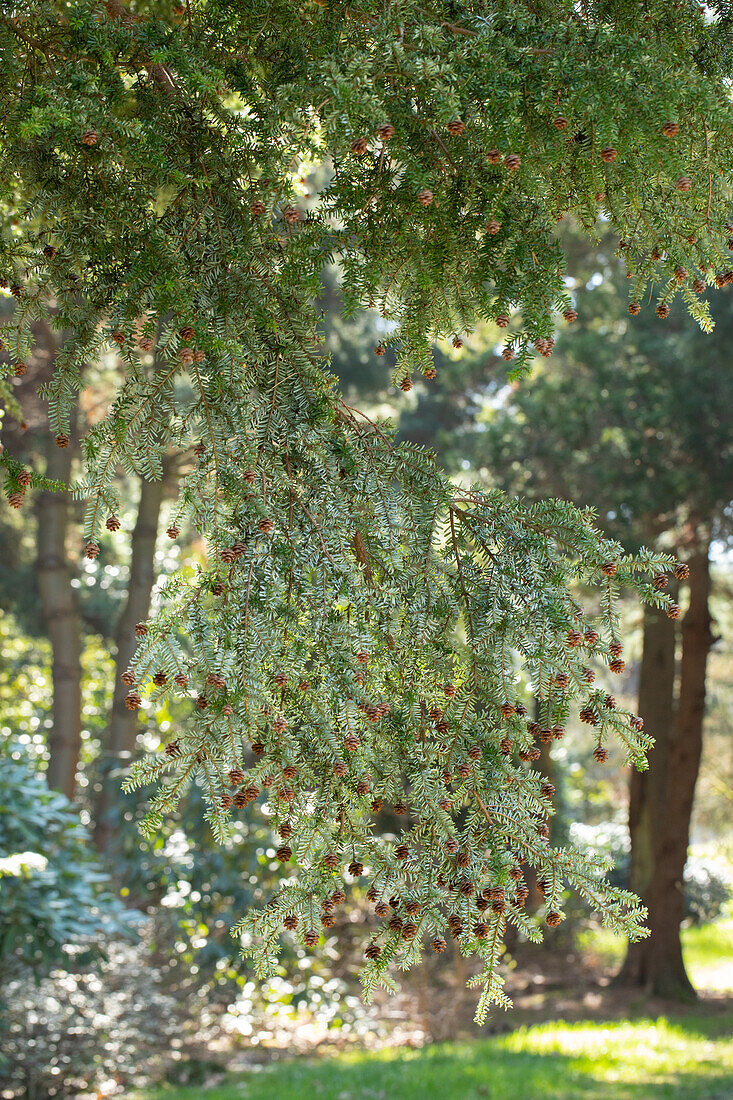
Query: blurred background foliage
[{"left": 1, "top": 221, "right": 732, "bottom": 1098}]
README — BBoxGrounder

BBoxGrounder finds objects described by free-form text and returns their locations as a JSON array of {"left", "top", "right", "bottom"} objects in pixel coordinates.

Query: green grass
[
  {"left": 577, "top": 920, "right": 733, "bottom": 992},
  {"left": 138, "top": 1013, "right": 733, "bottom": 1100}
]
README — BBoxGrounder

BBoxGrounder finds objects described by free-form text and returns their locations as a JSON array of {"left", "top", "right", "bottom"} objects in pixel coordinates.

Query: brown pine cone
[
  {"left": 424, "top": 366, "right": 437, "bottom": 379},
  {"left": 604, "top": 694, "right": 616, "bottom": 710},
  {"left": 43, "top": 244, "right": 57, "bottom": 259},
  {"left": 81, "top": 129, "right": 98, "bottom": 146},
  {"left": 628, "top": 302, "right": 641, "bottom": 316},
  {"left": 500, "top": 701, "right": 515, "bottom": 718},
  {"left": 395, "top": 844, "right": 409, "bottom": 861},
  {"left": 652, "top": 572, "right": 668, "bottom": 591},
  {"left": 139, "top": 336, "right": 155, "bottom": 352},
  {"left": 563, "top": 308, "right": 578, "bottom": 323},
  {"left": 486, "top": 148, "right": 501, "bottom": 164},
  {"left": 344, "top": 734, "right": 360, "bottom": 753},
  {"left": 394, "top": 800, "right": 408, "bottom": 815},
  {"left": 417, "top": 189, "right": 433, "bottom": 207},
  {"left": 630, "top": 715, "right": 645, "bottom": 731},
  {"left": 610, "top": 658, "right": 625, "bottom": 674},
  {"left": 283, "top": 206, "right": 300, "bottom": 224},
  {"left": 304, "top": 929, "right": 319, "bottom": 946},
  {"left": 446, "top": 119, "right": 465, "bottom": 135},
  {"left": 333, "top": 761, "right": 348, "bottom": 777},
  {"left": 676, "top": 176, "right": 692, "bottom": 192},
  {"left": 258, "top": 517, "right": 274, "bottom": 534},
  {"left": 579, "top": 706, "right": 597, "bottom": 725},
  {"left": 431, "top": 937, "right": 447, "bottom": 953},
  {"left": 486, "top": 218, "right": 501, "bottom": 235},
  {"left": 541, "top": 782, "right": 555, "bottom": 799},
  {"left": 348, "top": 860, "right": 364, "bottom": 877},
  {"left": 593, "top": 745, "right": 609, "bottom": 764},
  {"left": 228, "top": 767, "right": 245, "bottom": 786},
  {"left": 283, "top": 914, "right": 298, "bottom": 931},
  {"left": 8, "top": 491, "right": 25, "bottom": 508},
  {"left": 351, "top": 137, "right": 369, "bottom": 155},
  {"left": 376, "top": 122, "right": 395, "bottom": 141},
  {"left": 499, "top": 737, "right": 513, "bottom": 755},
  {"left": 220, "top": 793, "right": 233, "bottom": 811},
  {"left": 250, "top": 200, "right": 266, "bottom": 216},
  {"left": 121, "top": 670, "right": 136, "bottom": 686},
  {"left": 243, "top": 785, "right": 260, "bottom": 803},
  {"left": 125, "top": 691, "right": 142, "bottom": 711},
  {"left": 365, "top": 941, "right": 381, "bottom": 959},
  {"left": 583, "top": 667, "right": 596, "bottom": 683},
  {"left": 165, "top": 740, "right": 181, "bottom": 758},
  {"left": 601, "top": 561, "right": 617, "bottom": 577},
  {"left": 600, "top": 146, "right": 617, "bottom": 163},
  {"left": 504, "top": 153, "right": 521, "bottom": 170},
  {"left": 675, "top": 562, "right": 690, "bottom": 581},
  {"left": 374, "top": 901, "right": 389, "bottom": 918},
  {"left": 667, "top": 601, "right": 681, "bottom": 620},
  {"left": 566, "top": 629, "right": 583, "bottom": 647},
  {"left": 321, "top": 912, "right": 336, "bottom": 928},
  {"left": 135, "top": 622, "right": 148, "bottom": 637},
  {"left": 322, "top": 852, "right": 340, "bottom": 871},
  {"left": 553, "top": 116, "right": 569, "bottom": 130},
  {"left": 502, "top": 345, "right": 515, "bottom": 361},
  {"left": 370, "top": 797, "right": 384, "bottom": 812},
  {"left": 174, "top": 673, "right": 188, "bottom": 687},
  {"left": 674, "top": 266, "right": 687, "bottom": 283},
  {"left": 662, "top": 121, "right": 679, "bottom": 137},
  {"left": 609, "top": 641, "right": 623, "bottom": 658},
  {"left": 84, "top": 541, "right": 100, "bottom": 560},
  {"left": 152, "top": 671, "right": 168, "bottom": 686},
  {"left": 692, "top": 278, "right": 705, "bottom": 295},
  {"left": 554, "top": 672, "right": 570, "bottom": 689},
  {"left": 496, "top": 314, "right": 510, "bottom": 328},
  {"left": 546, "top": 910, "right": 562, "bottom": 927},
  {"left": 584, "top": 629, "right": 600, "bottom": 646},
  {"left": 332, "top": 888, "right": 346, "bottom": 905}
]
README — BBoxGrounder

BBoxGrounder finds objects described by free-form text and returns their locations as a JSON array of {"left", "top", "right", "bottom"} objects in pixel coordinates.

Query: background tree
[{"left": 430, "top": 228, "right": 733, "bottom": 997}]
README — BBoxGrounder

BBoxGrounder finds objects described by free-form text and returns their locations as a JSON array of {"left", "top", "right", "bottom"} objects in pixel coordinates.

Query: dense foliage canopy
[{"left": 2, "top": 0, "right": 732, "bottom": 1016}]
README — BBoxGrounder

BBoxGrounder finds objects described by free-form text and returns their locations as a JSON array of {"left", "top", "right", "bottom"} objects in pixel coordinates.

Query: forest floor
[{"left": 135, "top": 923, "right": 733, "bottom": 1100}]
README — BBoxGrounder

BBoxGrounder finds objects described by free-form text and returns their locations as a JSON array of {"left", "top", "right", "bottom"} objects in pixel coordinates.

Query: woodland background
[{"left": 1, "top": 219, "right": 732, "bottom": 1098}]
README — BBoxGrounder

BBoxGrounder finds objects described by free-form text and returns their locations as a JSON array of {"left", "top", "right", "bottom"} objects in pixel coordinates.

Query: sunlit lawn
[
  {"left": 139, "top": 1013, "right": 733, "bottom": 1099},
  {"left": 139, "top": 922, "right": 733, "bottom": 1100}
]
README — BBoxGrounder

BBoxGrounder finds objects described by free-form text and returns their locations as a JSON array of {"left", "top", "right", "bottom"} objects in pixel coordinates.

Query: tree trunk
[
  {"left": 618, "top": 545, "right": 713, "bottom": 998},
  {"left": 618, "top": 601, "right": 677, "bottom": 984},
  {"left": 37, "top": 436, "right": 82, "bottom": 799},
  {"left": 95, "top": 476, "right": 165, "bottom": 850}
]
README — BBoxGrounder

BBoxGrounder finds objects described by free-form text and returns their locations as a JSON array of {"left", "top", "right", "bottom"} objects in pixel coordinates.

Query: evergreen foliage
[{"left": 1, "top": 1, "right": 732, "bottom": 1016}]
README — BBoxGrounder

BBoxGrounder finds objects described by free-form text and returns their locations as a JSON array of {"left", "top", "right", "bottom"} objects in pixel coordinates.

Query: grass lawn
[
  {"left": 137, "top": 922, "right": 733, "bottom": 1100},
  {"left": 138, "top": 1012, "right": 733, "bottom": 1100}
]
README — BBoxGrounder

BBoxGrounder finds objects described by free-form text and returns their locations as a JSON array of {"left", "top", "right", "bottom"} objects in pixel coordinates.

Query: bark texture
[
  {"left": 37, "top": 435, "right": 82, "bottom": 799},
  {"left": 619, "top": 546, "right": 714, "bottom": 998}
]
